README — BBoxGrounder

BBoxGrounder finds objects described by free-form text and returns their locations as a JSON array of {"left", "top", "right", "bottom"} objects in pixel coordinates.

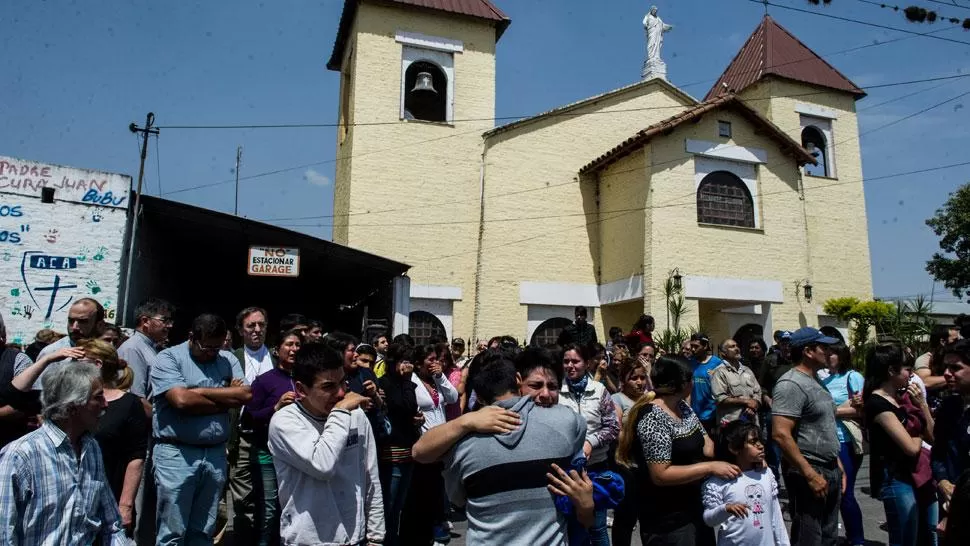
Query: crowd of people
[{"left": 1, "top": 299, "right": 970, "bottom": 546}]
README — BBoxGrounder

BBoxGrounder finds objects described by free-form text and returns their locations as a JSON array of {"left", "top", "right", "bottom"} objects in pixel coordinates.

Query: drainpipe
[{"left": 472, "top": 139, "right": 489, "bottom": 343}]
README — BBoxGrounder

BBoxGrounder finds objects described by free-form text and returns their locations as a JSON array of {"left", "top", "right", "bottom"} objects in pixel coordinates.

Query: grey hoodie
[{"left": 442, "top": 396, "right": 587, "bottom": 546}]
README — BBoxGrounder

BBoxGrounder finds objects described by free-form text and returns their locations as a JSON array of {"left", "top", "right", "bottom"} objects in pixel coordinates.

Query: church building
[{"left": 326, "top": 0, "right": 873, "bottom": 346}]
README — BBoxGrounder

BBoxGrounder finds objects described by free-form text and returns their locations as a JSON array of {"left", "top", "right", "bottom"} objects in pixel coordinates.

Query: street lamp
[
  {"left": 803, "top": 281, "right": 813, "bottom": 303},
  {"left": 671, "top": 268, "right": 683, "bottom": 291}
]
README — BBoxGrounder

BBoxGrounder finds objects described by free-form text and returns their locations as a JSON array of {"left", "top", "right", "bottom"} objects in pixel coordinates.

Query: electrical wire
[
  {"left": 271, "top": 158, "right": 970, "bottom": 229},
  {"left": 753, "top": 0, "right": 970, "bottom": 45},
  {"left": 161, "top": 70, "right": 970, "bottom": 200},
  {"left": 261, "top": 80, "right": 970, "bottom": 224}
]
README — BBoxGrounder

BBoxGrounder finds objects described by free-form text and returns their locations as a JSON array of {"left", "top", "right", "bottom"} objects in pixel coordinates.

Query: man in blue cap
[{"left": 771, "top": 327, "right": 844, "bottom": 546}]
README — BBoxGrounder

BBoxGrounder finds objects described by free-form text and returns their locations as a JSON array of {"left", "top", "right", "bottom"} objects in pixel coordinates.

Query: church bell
[{"left": 411, "top": 72, "right": 437, "bottom": 94}]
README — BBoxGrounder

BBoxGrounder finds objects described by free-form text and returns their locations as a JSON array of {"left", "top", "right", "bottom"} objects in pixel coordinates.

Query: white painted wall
[
  {"left": 411, "top": 297, "right": 454, "bottom": 340},
  {"left": 526, "top": 305, "right": 593, "bottom": 345},
  {"left": 0, "top": 156, "right": 130, "bottom": 345}
]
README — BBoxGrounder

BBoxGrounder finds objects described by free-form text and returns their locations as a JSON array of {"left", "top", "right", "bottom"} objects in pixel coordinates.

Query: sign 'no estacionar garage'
[{"left": 248, "top": 246, "right": 300, "bottom": 277}]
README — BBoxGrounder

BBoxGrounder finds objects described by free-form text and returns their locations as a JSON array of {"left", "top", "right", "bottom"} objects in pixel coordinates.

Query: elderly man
[
  {"left": 0, "top": 361, "right": 126, "bottom": 544},
  {"left": 228, "top": 306, "right": 274, "bottom": 539},
  {"left": 712, "top": 338, "right": 762, "bottom": 427},
  {"left": 151, "top": 314, "right": 251, "bottom": 546}
]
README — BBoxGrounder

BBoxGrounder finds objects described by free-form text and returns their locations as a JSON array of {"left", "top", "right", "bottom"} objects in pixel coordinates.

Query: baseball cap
[{"left": 789, "top": 327, "right": 839, "bottom": 348}]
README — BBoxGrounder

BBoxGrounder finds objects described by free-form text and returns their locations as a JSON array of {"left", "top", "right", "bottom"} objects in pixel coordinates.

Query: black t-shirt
[
  {"left": 632, "top": 402, "right": 708, "bottom": 532},
  {"left": 94, "top": 393, "right": 149, "bottom": 501},
  {"left": 865, "top": 393, "right": 915, "bottom": 482}
]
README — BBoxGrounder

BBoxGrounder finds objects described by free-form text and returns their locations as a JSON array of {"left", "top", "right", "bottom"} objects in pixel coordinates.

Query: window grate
[{"left": 697, "top": 171, "right": 755, "bottom": 228}]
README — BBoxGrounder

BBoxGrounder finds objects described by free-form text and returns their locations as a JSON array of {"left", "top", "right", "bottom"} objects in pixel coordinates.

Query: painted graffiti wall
[{"left": 0, "top": 156, "right": 130, "bottom": 346}]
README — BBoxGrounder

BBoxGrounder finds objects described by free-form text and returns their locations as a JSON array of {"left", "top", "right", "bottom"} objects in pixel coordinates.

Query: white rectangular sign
[{"left": 248, "top": 246, "right": 300, "bottom": 277}]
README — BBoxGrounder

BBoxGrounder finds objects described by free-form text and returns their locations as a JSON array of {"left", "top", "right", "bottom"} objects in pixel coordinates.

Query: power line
[
  {"left": 155, "top": 73, "right": 970, "bottom": 132},
  {"left": 753, "top": 0, "right": 970, "bottom": 45},
  {"left": 162, "top": 70, "right": 970, "bottom": 199},
  {"left": 255, "top": 76, "right": 967, "bottom": 225},
  {"left": 271, "top": 158, "right": 970, "bottom": 229}
]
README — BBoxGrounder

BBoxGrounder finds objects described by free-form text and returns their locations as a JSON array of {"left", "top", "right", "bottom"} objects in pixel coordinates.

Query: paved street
[{"left": 447, "top": 456, "right": 891, "bottom": 545}]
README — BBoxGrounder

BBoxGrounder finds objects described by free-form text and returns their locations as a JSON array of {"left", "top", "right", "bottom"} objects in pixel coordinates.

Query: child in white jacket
[{"left": 702, "top": 420, "right": 789, "bottom": 546}]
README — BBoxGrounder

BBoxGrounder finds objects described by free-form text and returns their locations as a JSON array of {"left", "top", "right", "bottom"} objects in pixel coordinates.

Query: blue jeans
[
  {"left": 567, "top": 507, "right": 610, "bottom": 546},
  {"left": 379, "top": 461, "right": 414, "bottom": 546},
  {"left": 153, "top": 443, "right": 227, "bottom": 546},
  {"left": 838, "top": 442, "right": 865, "bottom": 545},
  {"left": 880, "top": 473, "right": 939, "bottom": 546},
  {"left": 254, "top": 449, "right": 279, "bottom": 546}
]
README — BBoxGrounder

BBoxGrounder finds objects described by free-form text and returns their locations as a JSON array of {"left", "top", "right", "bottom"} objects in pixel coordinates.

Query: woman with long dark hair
[
  {"left": 400, "top": 344, "right": 458, "bottom": 545},
  {"left": 243, "top": 329, "right": 303, "bottom": 546},
  {"left": 616, "top": 356, "right": 740, "bottom": 546},
  {"left": 610, "top": 356, "right": 651, "bottom": 546},
  {"left": 863, "top": 342, "right": 937, "bottom": 546},
  {"left": 376, "top": 343, "right": 423, "bottom": 546}
]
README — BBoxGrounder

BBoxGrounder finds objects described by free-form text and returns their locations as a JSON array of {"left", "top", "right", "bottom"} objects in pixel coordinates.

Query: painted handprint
[
  {"left": 44, "top": 229, "right": 59, "bottom": 243},
  {"left": 92, "top": 209, "right": 104, "bottom": 223},
  {"left": 93, "top": 246, "right": 107, "bottom": 261},
  {"left": 22, "top": 305, "right": 33, "bottom": 320},
  {"left": 86, "top": 280, "right": 101, "bottom": 294}
]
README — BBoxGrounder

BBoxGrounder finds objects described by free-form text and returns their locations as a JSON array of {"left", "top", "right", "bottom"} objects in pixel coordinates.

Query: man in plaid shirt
[{"left": 0, "top": 361, "right": 127, "bottom": 545}]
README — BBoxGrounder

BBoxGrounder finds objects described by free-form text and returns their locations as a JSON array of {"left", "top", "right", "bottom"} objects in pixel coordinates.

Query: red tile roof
[
  {"left": 704, "top": 16, "right": 865, "bottom": 101},
  {"left": 579, "top": 94, "right": 817, "bottom": 174},
  {"left": 327, "top": 0, "right": 510, "bottom": 71}
]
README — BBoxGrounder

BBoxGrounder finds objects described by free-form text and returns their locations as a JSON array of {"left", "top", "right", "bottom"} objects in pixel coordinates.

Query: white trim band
[
  {"left": 410, "top": 284, "right": 462, "bottom": 301},
  {"left": 598, "top": 275, "right": 644, "bottom": 305},
  {"left": 520, "top": 281, "right": 600, "bottom": 307},
  {"left": 684, "top": 275, "right": 784, "bottom": 303},
  {"left": 795, "top": 103, "right": 838, "bottom": 120},
  {"left": 395, "top": 31, "right": 464, "bottom": 53},
  {"left": 686, "top": 139, "right": 767, "bottom": 165}
]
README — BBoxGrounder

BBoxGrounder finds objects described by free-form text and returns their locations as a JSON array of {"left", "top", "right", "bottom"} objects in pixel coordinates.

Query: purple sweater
[{"left": 244, "top": 367, "right": 296, "bottom": 448}]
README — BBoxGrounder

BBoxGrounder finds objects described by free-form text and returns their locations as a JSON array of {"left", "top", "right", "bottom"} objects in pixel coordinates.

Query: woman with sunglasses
[
  {"left": 243, "top": 329, "right": 303, "bottom": 546},
  {"left": 82, "top": 338, "right": 150, "bottom": 536}
]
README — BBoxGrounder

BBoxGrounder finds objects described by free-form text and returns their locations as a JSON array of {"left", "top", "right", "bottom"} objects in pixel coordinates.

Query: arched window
[
  {"left": 409, "top": 310, "right": 446, "bottom": 346},
  {"left": 530, "top": 317, "right": 572, "bottom": 347},
  {"left": 403, "top": 61, "right": 447, "bottom": 123},
  {"left": 732, "top": 323, "right": 764, "bottom": 363},
  {"left": 801, "top": 126, "right": 829, "bottom": 177},
  {"left": 697, "top": 171, "right": 755, "bottom": 228}
]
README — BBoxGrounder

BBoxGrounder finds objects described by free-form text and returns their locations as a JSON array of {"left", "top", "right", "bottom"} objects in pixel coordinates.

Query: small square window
[{"left": 718, "top": 121, "right": 732, "bottom": 138}]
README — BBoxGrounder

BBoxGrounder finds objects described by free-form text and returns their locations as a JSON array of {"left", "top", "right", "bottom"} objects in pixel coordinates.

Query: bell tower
[
  {"left": 327, "top": 0, "right": 509, "bottom": 339},
  {"left": 705, "top": 15, "right": 874, "bottom": 306}
]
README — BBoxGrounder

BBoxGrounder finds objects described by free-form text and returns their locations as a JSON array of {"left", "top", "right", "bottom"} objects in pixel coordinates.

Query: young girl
[{"left": 702, "top": 420, "right": 789, "bottom": 546}]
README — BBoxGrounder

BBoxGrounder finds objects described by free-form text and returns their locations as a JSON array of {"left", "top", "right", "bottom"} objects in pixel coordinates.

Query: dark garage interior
[{"left": 119, "top": 194, "right": 409, "bottom": 345}]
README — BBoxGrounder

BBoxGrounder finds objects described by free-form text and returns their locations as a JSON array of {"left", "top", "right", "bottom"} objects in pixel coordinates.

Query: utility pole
[
  {"left": 234, "top": 145, "right": 242, "bottom": 216},
  {"left": 121, "top": 112, "right": 159, "bottom": 326}
]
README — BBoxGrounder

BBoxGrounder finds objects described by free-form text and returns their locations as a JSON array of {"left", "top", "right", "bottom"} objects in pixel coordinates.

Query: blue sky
[{"left": 2, "top": 0, "right": 969, "bottom": 302}]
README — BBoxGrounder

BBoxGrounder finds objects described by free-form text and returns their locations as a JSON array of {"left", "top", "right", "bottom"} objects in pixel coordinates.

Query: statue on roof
[{"left": 642, "top": 5, "right": 673, "bottom": 81}]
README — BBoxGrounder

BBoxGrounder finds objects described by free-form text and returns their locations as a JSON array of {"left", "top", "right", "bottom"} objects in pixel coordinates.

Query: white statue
[{"left": 642, "top": 5, "right": 673, "bottom": 80}]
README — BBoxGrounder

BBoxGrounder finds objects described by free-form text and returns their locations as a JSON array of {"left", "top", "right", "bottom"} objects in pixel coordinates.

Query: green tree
[{"left": 926, "top": 182, "right": 970, "bottom": 302}]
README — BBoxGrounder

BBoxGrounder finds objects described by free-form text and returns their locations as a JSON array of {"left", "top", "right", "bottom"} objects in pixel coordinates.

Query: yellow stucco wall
[
  {"left": 473, "top": 81, "right": 694, "bottom": 340},
  {"left": 331, "top": 2, "right": 499, "bottom": 340},
  {"left": 747, "top": 78, "right": 874, "bottom": 306},
  {"left": 330, "top": 3, "right": 873, "bottom": 344},
  {"left": 640, "top": 109, "right": 820, "bottom": 342}
]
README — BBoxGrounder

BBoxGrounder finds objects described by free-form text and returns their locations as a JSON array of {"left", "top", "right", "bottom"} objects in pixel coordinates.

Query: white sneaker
[{"left": 606, "top": 515, "right": 614, "bottom": 528}]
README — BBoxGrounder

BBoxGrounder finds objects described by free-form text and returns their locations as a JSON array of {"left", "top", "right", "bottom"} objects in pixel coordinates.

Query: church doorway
[{"left": 733, "top": 323, "right": 764, "bottom": 361}]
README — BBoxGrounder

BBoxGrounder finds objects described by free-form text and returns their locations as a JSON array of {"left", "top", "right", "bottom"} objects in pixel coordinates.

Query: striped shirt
[{"left": 0, "top": 421, "right": 127, "bottom": 545}]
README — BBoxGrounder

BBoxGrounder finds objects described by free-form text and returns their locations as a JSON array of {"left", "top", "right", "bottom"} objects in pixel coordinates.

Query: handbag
[{"left": 842, "top": 418, "right": 867, "bottom": 455}]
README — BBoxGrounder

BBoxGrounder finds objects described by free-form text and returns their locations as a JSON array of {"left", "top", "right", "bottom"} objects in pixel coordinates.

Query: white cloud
[{"left": 304, "top": 168, "right": 331, "bottom": 187}]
